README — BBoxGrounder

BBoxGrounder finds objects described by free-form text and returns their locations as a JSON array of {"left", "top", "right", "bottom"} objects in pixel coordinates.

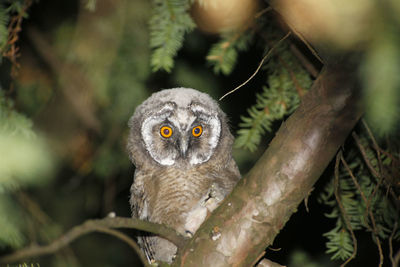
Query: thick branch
[
  {"left": 173, "top": 60, "right": 361, "bottom": 266},
  {"left": 171, "top": 1, "right": 363, "bottom": 265},
  {"left": 0, "top": 216, "right": 186, "bottom": 264}
]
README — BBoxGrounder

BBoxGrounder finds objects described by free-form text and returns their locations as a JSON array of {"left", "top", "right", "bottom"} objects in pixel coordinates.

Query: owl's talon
[{"left": 185, "top": 230, "right": 194, "bottom": 238}]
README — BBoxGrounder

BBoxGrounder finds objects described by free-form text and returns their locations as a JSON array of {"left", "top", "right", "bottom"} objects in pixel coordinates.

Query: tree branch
[
  {"left": 0, "top": 216, "right": 186, "bottom": 264},
  {"left": 170, "top": 1, "right": 363, "bottom": 265},
  {"left": 172, "top": 58, "right": 362, "bottom": 266}
]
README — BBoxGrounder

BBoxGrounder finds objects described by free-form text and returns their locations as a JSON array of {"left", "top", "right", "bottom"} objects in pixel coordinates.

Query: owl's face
[
  {"left": 128, "top": 88, "right": 232, "bottom": 169},
  {"left": 141, "top": 101, "right": 221, "bottom": 166}
]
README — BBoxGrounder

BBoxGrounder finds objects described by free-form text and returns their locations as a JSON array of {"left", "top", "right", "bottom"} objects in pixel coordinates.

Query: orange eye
[
  {"left": 160, "top": 126, "right": 173, "bottom": 138},
  {"left": 192, "top": 125, "right": 203, "bottom": 137}
]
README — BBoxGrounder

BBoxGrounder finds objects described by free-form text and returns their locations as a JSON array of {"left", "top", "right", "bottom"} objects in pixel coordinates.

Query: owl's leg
[
  {"left": 203, "top": 183, "right": 225, "bottom": 212},
  {"left": 183, "top": 183, "right": 225, "bottom": 237}
]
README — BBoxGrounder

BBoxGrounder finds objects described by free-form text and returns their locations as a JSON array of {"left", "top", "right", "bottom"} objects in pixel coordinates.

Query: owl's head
[{"left": 128, "top": 88, "right": 234, "bottom": 168}]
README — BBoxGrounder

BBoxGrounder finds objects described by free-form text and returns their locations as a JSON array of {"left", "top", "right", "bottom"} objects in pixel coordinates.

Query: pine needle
[{"left": 219, "top": 31, "right": 291, "bottom": 101}]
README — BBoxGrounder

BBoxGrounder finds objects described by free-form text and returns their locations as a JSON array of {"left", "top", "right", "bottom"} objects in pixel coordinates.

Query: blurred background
[{"left": 0, "top": 0, "right": 399, "bottom": 266}]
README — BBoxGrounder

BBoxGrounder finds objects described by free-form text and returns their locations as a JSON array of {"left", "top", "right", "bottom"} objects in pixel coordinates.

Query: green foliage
[
  {"left": 91, "top": 1, "right": 150, "bottom": 179},
  {"left": 289, "top": 250, "right": 326, "bottom": 267},
  {"left": 361, "top": 26, "right": 400, "bottom": 136},
  {"left": 0, "top": 92, "right": 54, "bottom": 248},
  {"left": 319, "top": 133, "right": 400, "bottom": 262},
  {"left": 149, "top": 0, "right": 195, "bottom": 72},
  {"left": 0, "top": 93, "right": 54, "bottom": 192},
  {"left": 206, "top": 30, "right": 253, "bottom": 75},
  {"left": 323, "top": 225, "right": 354, "bottom": 261},
  {"left": 85, "top": 0, "right": 97, "bottom": 12},
  {"left": 5, "top": 0, "right": 27, "bottom": 14},
  {"left": 235, "top": 40, "right": 312, "bottom": 152},
  {"left": 0, "top": 0, "right": 57, "bottom": 253},
  {"left": 0, "top": 4, "right": 9, "bottom": 49},
  {"left": 0, "top": 194, "right": 26, "bottom": 248},
  {"left": 0, "top": 0, "right": 28, "bottom": 52}
]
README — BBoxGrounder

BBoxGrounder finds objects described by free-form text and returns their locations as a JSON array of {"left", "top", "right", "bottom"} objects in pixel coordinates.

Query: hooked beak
[{"left": 179, "top": 136, "right": 189, "bottom": 158}]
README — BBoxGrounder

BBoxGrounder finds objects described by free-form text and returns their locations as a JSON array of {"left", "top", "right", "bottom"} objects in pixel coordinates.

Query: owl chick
[{"left": 127, "top": 88, "right": 240, "bottom": 263}]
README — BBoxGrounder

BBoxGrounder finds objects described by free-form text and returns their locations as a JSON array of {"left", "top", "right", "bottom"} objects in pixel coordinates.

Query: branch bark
[
  {"left": 173, "top": 61, "right": 362, "bottom": 267},
  {"left": 0, "top": 216, "right": 186, "bottom": 264},
  {"left": 170, "top": 1, "right": 364, "bottom": 265},
  {"left": 173, "top": 58, "right": 361, "bottom": 266}
]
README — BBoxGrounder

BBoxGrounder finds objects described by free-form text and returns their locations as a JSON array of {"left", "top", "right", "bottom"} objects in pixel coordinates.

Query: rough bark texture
[
  {"left": 173, "top": 61, "right": 362, "bottom": 266},
  {"left": 172, "top": 61, "right": 361, "bottom": 266}
]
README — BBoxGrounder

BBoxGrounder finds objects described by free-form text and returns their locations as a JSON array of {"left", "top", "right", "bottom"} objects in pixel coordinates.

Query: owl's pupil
[
  {"left": 163, "top": 129, "right": 170, "bottom": 135},
  {"left": 194, "top": 128, "right": 200, "bottom": 134}
]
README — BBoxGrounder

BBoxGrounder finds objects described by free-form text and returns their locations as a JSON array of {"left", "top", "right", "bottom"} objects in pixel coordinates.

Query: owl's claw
[
  {"left": 185, "top": 230, "right": 194, "bottom": 238},
  {"left": 200, "top": 184, "right": 224, "bottom": 211}
]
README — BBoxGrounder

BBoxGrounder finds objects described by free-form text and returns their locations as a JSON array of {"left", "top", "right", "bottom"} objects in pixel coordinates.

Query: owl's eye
[
  {"left": 160, "top": 126, "right": 173, "bottom": 138},
  {"left": 192, "top": 125, "right": 203, "bottom": 137}
]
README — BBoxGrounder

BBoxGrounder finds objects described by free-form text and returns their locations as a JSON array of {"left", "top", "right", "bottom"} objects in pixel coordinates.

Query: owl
[{"left": 127, "top": 88, "right": 240, "bottom": 263}]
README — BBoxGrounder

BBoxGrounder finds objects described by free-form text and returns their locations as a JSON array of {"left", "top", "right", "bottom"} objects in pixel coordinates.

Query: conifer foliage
[
  {"left": 0, "top": 0, "right": 54, "bottom": 250},
  {"left": 234, "top": 38, "right": 312, "bottom": 151},
  {"left": 319, "top": 128, "right": 400, "bottom": 264},
  {"left": 149, "top": 0, "right": 195, "bottom": 72},
  {"left": 206, "top": 30, "right": 254, "bottom": 75},
  {"left": 0, "top": 93, "right": 53, "bottom": 248}
]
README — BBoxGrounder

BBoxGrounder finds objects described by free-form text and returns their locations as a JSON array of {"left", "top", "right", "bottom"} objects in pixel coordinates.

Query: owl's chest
[{"left": 140, "top": 167, "right": 214, "bottom": 227}]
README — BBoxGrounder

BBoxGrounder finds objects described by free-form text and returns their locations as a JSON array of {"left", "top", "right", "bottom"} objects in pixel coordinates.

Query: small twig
[
  {"left": 0, "top": 216, "right": 186, "bottom": 264},
  {"left": 1, "top": 0, "right": 33, "bottom": 78},
  {"left": 361, "top": 120, "right": 385, "bottom": 179},
  {"left": 17, "top": 191, "right": 80, "bottom": 264},
  {"left": 334, "top": 151, "right": 357, "bottom": 267},
  {"left": 352, "top": 131, "right": 388, "bottom": 230},
  {"left": 340, "top": 154, "right": 384, "bottom": 267},
  {"left": 352, "top": 132, "right": 381, "bottom": 179},
  {"left": 289, "top": 44, "right": 319, "bottom": 78},
  {"left": 267, "top": 247, "right": 282, "bottom": 252},
  {"left": 219, "top": 31, "right": 291, "bottom": 101},
  {"left": 304, "top": 187, "right": 314, "bottom": 213},
  {"left": 254, "top": 7, "right": 272, "bottom": 19},
  {"left": 361, "top": 119, "right": 380, "bottom": 153},
  {"left": 340, "top": 154, "right": 369, "bottom": 207},
  {"left": 293, "top": 28, "right": 323, "bottom": 64},
  {"left": 17, "top": 192, "right": 53, "bottom": 226},
  {"left": 393, "top": 247, "right": 400, "bottom": 267},
  {"left": 389, "top": 221, "right": 399, "bottom": 267},
  {"left": 353, "top": 131, "right": 400, "bottom": 209}
]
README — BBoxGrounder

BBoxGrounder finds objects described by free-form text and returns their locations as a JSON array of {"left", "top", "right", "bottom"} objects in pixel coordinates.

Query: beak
[{"left": 179, "top": 136, "right": 189, "bottom": 158}]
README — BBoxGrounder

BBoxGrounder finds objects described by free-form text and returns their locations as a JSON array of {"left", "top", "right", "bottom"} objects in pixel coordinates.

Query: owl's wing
[
  {"left": 138, "top": 235, "right": 156, "bottom": 263},
  {"left": 130, "top": 176, "right": 158, "bottom": 263},
  {"left": 216, "top": 158, "right": 241, "bottom": 194}
]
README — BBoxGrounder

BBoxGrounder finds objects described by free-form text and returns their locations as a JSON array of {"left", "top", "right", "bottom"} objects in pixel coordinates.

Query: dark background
[{"left": 0, "top": 0, "right": 397, "bottom": 266}]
